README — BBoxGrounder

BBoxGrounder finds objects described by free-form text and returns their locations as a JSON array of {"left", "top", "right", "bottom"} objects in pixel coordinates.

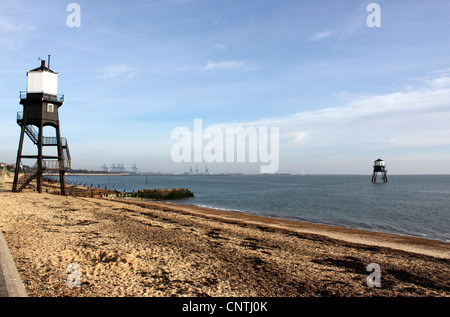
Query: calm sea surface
[{"left": 65, "top": 174, "right": 450, "bottom": 242}]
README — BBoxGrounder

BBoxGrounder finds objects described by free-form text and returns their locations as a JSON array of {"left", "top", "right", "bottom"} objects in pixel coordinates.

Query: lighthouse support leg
[
  {"left": 55, "top": 124, "right": 66, "bottom": 195},
  {"left": 12, "top": 123, "right": 26, "bottom": 192}
]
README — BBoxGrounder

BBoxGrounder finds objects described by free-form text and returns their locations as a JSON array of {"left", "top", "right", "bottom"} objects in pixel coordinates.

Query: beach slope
[{"left": 0, "top": 181, "right": 449, "bottom": 296}]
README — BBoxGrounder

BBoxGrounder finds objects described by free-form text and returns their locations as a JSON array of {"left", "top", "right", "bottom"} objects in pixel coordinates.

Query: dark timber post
[
  {"left": 12, "top": 57, "right": 71, "bottom": 194},
  {"left": 56, "top": 124, "right": 66, "bottom": 195},
  {"left": 12, "top": 119, "right": 26, "bottom": 192},
  {"left": 37, "top": 121, "right": 43, "bottom": 193}
]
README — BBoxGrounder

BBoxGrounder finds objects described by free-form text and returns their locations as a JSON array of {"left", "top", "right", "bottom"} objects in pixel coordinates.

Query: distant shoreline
[
  {"left": 64, "top": 173, "right": 129, "bottom": 176},
  {"left": 63, "top": 172, "right": 450, "bottom": 176}
]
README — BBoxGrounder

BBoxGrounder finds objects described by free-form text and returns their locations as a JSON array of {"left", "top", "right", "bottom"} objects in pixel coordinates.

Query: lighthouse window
[{"left": 47, "top": 103, "right": 54, "bottom": 113}]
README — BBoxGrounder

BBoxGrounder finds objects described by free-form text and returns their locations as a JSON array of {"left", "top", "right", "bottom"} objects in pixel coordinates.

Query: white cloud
[
  {"left": 0, "top": 16, "right": 36, "bottom": 50},
  {"left": 97, "top": 65, "right": 138, "bottom": 79},
  {"left": 292, "top": 132, "right": 309, "bottom": 142},
  {"left": 215, "top": 69, "right": 450, "bottom": 151},
  {"left": 0, "top": 17, "right": 35, "bottom": 33},
  {"left": 203, "top": 60, "right": 245, "bottom": 71},
  {"left": 309, "top": 30, "right": 334, "bottom": 42},
  {"left": 214, "top": 44, "right": 226, "bottom": 50},
  {"left": 144, "top": 0, "right": 201, "bottom": 7}
]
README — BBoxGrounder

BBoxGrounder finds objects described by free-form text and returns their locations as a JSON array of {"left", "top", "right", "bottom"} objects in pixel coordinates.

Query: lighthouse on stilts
[
  {"left": 12, "top": 57, "right": 71, "bottom": 195},
  {"left": 371, "top": 158, "right": 387, "bottom": 183}
]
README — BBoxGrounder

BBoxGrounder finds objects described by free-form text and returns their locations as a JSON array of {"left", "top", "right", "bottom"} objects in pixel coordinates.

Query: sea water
[{"left": 65, "top": 174, "right": 450, "bottom": 242}]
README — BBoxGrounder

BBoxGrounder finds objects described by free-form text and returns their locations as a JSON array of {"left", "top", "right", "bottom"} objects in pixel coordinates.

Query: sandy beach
[{"left": 0, "top": 176, "right": 449, "bottom": 297}]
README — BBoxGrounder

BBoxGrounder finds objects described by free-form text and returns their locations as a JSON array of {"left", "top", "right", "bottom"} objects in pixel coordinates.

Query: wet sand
[{"left": 0, "top": 179, "right": 449, "bottom": 297}]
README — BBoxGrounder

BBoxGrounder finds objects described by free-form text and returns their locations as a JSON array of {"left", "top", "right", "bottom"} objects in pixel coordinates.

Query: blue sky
[{"left": 1, "top": 0, "right": 450, "bottom": 174}]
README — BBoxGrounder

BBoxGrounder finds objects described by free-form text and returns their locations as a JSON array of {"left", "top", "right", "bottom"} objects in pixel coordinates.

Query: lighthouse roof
[{"left": 29, "top": 60, "right": 57, "bottom": 74}]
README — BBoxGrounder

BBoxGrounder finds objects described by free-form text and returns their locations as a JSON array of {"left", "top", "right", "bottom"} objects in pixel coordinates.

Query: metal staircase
[
  {"left": 15, "top": 163, "right": 39, "bottom": 193},
  {"left": 15, "top": 112, "right": 71, "bottom": 192}
]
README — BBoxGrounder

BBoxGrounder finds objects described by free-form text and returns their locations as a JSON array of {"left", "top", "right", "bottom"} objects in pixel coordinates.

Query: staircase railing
[
  {"left": 17, "top": 112, "right": 69, "bottom": 146},
  {"left": 15, "top": 111, "right": 72, "bottom": 175},
  {"left": 43, "top": 160, "right": 71, "bottom": 171},
  {"left": 15, "top": 162, "right": 39, "bottom": 192}
]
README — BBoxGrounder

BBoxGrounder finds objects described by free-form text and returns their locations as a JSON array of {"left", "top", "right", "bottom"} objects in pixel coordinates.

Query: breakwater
[{"left": 106, "top": 188, "right": 195, "bottom": 200}]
